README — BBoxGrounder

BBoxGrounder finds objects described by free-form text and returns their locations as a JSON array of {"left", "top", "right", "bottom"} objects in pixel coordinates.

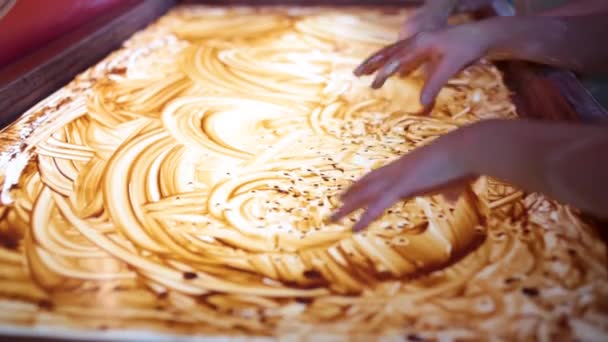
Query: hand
[
  {"left": 331, "top": 122, "right": 477, "bottom": 232},
  {"left": 359, "top": 11, "right": 608, "bottom": 110},
  {"left": 355, "top": 23, "right": 495, "bottom": 108},
  {"left": 331, "top": 119, "right": 608, "bottom": 232}
]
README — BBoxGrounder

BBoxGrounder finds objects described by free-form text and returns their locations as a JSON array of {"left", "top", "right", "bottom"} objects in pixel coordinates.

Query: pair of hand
[
  {"left": 331, "top": 1, "right": 608, "bottom": 231},
  {"left": 332, "top": 0, "right": 500, "bottom": 230}
]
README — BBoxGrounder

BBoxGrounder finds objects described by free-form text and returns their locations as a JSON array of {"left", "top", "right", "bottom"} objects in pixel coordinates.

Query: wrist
[
  {"left": 475, "top": 16, "right": 520, "bottom": 60},
  {"left": 482, "top": 16, "right": 567, "bottom": 62},
  {"left": 453, "top": 119, "right": 532, "bottom": 180},
  {"left": 446, "top": 119, "right": 501, "bottom": 176}
]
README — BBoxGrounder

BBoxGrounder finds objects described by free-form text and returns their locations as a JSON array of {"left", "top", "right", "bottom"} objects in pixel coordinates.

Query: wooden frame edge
[{"left": 0, "top": 0, "right": 176, "bottom": 129}]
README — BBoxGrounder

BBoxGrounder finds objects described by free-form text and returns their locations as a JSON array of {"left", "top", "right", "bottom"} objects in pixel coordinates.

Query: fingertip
[
  {"left": 371, "top": 75, "right": 387, "bottom": 89},
  {"left": 350, "top": 210, "right": 377, "bottom": 233},
  {"left": 331, "top": 199, "right": 360, "bottom": 223},
  {"left": 352, "top": 220, "right": 367, "bottom": 233},
  {"left": 352, "top": 211, "right": 377, "bottom": 233},
  {"left": 353, "top": 65, "right": 366, "bottom": 76},
  {"left": 329, "top": 208, "right": 347, "bottom": 223},
  {"left": 422, "top": 61, "right": 464, "bottom": 108},
  {"left": 328, "top": 213, "right": 339, "bottom": 223},
  {"left": 371, "top": 81, "right": 383, "bottom": 89},
  {"left": 338, "top": 187, "right": 354, "bottom": 201},
  {"left": 415, "top": 93, "right": 435, "bottom": 116},
  {"left": 355, "top": 53, "right": 388, "bottom": 77},
  {"left": 420, "top": 90, "right": 435, "bottom": 107},
  {"left": 355, "top": 64, "right": 380, "bottom": 77}
]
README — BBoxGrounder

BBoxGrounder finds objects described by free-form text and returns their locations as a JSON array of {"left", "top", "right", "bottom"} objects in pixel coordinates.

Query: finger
[
  {"left": 352, "top": 193, "right": 399, "bottom": 232},
  {"left": 420, "top": 58, "right": 464, "bottom": 106},
  {"left": 339, "top": 170, "right": 385, "bottom": 202},
  {"left": 379, "top": 135, "right": 472, "bottom": 199},
  {"left": 354, "top": 53, "right": 391, "bottom": 77},
  {"left": 415, "top": 61, "right": 438, "bottom": 115},
  {"left": 331, "top": 176, "right": 387, "bottom": 222},
  {"left": 371, "top": 46, "right": 428, "bottom": 89},
  {"left": 331, "top": 192, "right": 371, "bottom": 223},
  {"left": 354, "top": 42, "right": 404, "bottom": 76},
  {"left": 387, "top": 153, "right": 474, "bottom": 201},
  {"left": 411, "top": 178, "right": 476, "bottom": 206},
  {"left": 339, "top": 161, "right": 405, "bottom": 205},
  {"left": 416, "top": 100, "right": 436, "bottom": 116},
  {"left": 330, "top": 204, "right": 360, "bottom": 224},
  {"left": 341, "top": 160, "right": 399, "bottom": 197}
]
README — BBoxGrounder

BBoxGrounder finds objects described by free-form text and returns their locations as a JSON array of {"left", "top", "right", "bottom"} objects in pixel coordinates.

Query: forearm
[
  {"left": 482, "top": 14, "right": 608, "bottom": 74},
  {"left": 460, "top": 120, "right": 608, "bottom": 219}
]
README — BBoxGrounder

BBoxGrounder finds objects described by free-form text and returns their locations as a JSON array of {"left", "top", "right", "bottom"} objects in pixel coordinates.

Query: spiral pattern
[{"left": 0, "top": 5, "right": 606, "bottom": 341}]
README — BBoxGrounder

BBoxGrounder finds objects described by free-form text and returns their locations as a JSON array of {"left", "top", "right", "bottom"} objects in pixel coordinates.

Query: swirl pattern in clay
[{"left": 0, "top": 6, "right": 606, "bottom": 341}]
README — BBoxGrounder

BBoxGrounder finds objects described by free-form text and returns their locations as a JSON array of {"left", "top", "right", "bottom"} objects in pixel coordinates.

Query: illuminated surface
[{"left": 0, "top": 6, "right": 606, "bottom": 340}]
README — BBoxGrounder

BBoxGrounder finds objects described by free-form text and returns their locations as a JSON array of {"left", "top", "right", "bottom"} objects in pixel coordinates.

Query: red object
[{"left": 0, "top": 0, "right": 123, "bottom": 67}]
